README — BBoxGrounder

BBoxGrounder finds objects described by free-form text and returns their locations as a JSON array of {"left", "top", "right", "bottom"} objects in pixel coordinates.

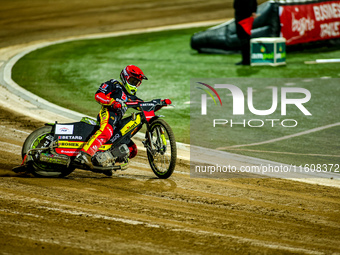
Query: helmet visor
[{"left": 128, "top": 77, "right": 142, "bottom": 87}]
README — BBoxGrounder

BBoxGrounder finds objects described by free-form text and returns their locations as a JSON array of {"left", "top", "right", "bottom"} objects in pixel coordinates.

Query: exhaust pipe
[{"left": 39, "top": 153, "right": 70, "bottom": 167}]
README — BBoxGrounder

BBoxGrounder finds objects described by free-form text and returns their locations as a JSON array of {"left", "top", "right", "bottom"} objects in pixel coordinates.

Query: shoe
[
  {"left": 75, "top": 151, "right": 94, "bottom": 169},
  {"left": 91, "top": 169, "right": 113, "bottom": 177},
  {"left": 102, "top": 170, "right": 113, "bottom": 177}
]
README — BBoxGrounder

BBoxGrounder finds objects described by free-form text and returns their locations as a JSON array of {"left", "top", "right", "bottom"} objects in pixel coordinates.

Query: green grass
[{"left": 12, "top": 27, "right": 340, "bottom": 165}]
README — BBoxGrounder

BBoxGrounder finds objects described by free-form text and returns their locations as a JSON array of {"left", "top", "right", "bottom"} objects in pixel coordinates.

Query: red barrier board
[{"left": 279, "top": 1, "right": 340, "bottom": 45}]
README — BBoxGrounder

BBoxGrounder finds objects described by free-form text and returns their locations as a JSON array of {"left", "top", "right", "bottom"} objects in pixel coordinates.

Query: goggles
[{"left": 127, "top": 77, "right": 142, "bottom": 87}]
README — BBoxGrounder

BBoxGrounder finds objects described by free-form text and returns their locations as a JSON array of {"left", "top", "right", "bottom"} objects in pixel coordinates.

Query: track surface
[{"left": 1, "top": 1, "right": 340, "bottom": 254}]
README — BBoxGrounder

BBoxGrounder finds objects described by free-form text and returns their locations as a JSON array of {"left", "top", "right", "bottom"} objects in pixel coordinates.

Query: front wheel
[
  {"left": 146, "top": 119, "right": 177, "bottom": 179},
  {"left": 22, "top": 126, "right": 75, "bottom": 178}
]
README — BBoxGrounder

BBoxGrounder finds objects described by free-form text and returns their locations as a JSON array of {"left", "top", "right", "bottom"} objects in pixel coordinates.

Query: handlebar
[{"left": 125, "top": 99, "right": 172, "bottom": 109}]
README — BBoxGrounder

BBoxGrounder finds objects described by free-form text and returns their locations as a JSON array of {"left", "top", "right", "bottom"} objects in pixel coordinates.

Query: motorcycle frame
[{"left": 19, "top": 99, "right": 170, "bottom": 171}]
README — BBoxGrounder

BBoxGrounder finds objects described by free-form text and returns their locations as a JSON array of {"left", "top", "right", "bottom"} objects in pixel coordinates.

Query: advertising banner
[
  {"left": 279, "top": 1, "right": 340, "bottom": 45},
  {"left": 251, "top": 38, "right": 286, "bottom": 66}
]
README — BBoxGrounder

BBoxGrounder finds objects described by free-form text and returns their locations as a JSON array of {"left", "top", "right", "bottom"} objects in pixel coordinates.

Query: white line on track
[
  {"left": 226, "top": 148, "right": 340, "bottom": 158},
  {"left": 36, "top": 205, "right": 161, "bottom": 228},
  {"left": 217, "top": 122, "right": 340, "bottom": 149},
  {"left": 0, "top": 208, "right": 43, "bottom": 219}
]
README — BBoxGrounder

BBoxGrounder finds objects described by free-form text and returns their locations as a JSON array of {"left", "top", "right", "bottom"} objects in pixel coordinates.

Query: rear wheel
[
  {"left": 22, "top": 126, "right": 75, "bottom": 178},
  {"left": 146, "top": 119, "right": 177, "bottom": 179}
]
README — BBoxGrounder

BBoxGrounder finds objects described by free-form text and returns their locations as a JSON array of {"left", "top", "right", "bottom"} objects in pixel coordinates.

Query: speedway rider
[{"left": 75, "top": 65, "right": 147, "bottom": 174}]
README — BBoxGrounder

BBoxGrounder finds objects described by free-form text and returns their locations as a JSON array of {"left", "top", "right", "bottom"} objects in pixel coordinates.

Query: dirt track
[{"left": 1, "top": 1, "right": 340, "bottom": 254}]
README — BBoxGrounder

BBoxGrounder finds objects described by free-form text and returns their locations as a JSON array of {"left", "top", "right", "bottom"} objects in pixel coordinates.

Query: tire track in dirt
[{"left": 1, "top": 1, "right": 340, "bottom": 254}]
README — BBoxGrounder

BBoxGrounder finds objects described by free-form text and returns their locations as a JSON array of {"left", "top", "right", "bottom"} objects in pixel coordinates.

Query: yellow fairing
[
  {"left": 58, "top": 141, "right": 111, "bottom": 151},
  {"left": 58, "top": 141, "right": 85, "bottom": 148},
  {"left": 120, "top": 114, "right": 141, "bottom": 136},
  {"left": 98, "top": 144, "right": 112, "bottom": 150}
]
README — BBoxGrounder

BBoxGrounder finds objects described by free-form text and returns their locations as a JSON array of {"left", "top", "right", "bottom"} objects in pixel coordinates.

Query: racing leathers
[{"left": 80, "top": 79, "right": 141, "bottom": 158}]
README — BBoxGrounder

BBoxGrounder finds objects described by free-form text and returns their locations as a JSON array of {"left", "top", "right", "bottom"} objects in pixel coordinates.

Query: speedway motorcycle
[{"left": 13, "top": 99, "right": 177, "bottom": 179}]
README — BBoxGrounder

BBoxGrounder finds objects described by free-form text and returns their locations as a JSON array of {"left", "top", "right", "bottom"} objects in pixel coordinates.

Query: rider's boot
[
  {"left": 102, "top": 170, "right": 113, "bottom": 177},
  {"left": 75, "top": 151, "right": 94, "bottom": 169},
  {"left": 90, "top": 168, "right": 113, "bottom": 176}
]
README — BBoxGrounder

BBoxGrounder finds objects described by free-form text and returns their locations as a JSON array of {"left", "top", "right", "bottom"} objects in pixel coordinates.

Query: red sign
[{"left": 279, "top": 1, "right": 340, "bottom": 45}]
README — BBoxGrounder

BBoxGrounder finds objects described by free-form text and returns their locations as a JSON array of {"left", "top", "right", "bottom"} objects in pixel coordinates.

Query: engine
[{"left": 94, "top": 144, "right": 130, "bottom": 167}]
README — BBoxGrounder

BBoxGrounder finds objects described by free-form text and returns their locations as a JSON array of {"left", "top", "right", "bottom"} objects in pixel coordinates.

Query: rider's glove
[
  {"left": 112, "top": 101, "right": 122, "bottom": 109},
  {"left": 113, "top": 99, "right": 127, "bottom": 112},
  {"left": 163, "top": 99, "right": 172, "bottom": 105}
]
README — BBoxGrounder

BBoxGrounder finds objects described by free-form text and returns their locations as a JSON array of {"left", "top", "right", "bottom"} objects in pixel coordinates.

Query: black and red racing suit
[{"left": 81, "top": 79, "right": 142, "bottom": 157}]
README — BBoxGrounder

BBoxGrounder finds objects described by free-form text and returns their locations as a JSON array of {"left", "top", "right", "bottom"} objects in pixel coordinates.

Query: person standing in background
[{"left": 234, "top": 0, "right": 258, "bottom": 65}]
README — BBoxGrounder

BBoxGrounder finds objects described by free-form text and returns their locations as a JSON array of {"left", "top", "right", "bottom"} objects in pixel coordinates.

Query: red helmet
[{"left": 120, "top": 65, "right": 147, "bottom": 95}]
